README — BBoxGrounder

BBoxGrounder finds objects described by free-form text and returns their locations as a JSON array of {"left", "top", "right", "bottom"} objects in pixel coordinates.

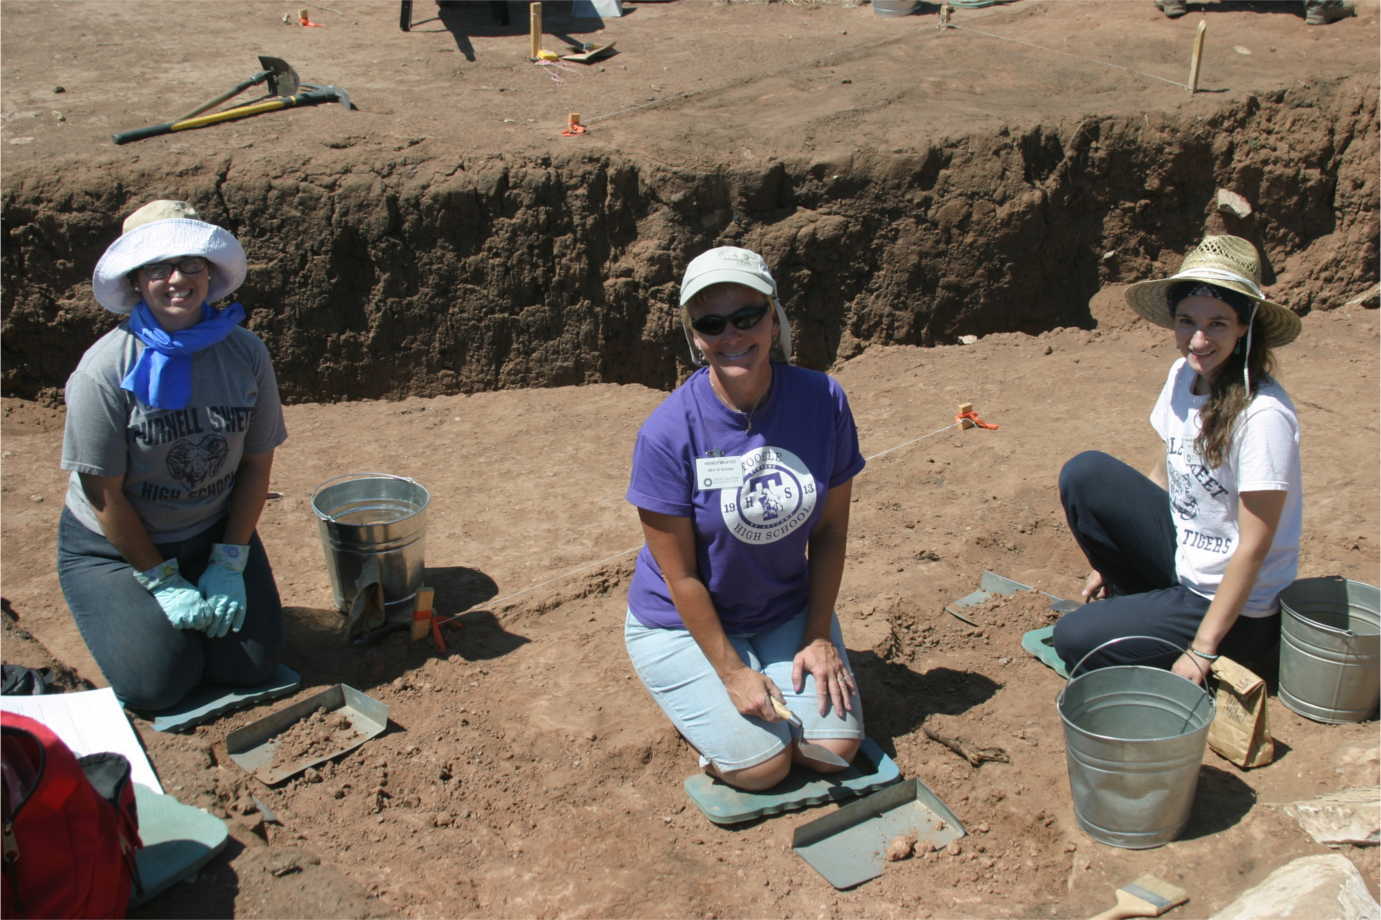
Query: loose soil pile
[
  {"left": 2, "top": 1, "right": 1378, "bottom": 918},
  {"left": 268, "top": 706, "right": 360, "bottom": 771}
]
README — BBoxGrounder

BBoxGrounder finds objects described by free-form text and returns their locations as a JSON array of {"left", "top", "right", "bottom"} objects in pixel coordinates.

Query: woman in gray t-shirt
[{"left": 57, "top": 200, "right": 287, "bottom": 712}]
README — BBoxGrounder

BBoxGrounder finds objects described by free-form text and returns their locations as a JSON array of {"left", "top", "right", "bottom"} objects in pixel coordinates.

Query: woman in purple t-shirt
[{"left": 625, "top": 246, "right": 866, "bottom": 791}]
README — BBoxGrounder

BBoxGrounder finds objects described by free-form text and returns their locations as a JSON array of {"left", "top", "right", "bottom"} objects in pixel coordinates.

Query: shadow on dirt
[
  {"left": 427, "top": 565, "right": 499, "bottom": 617},
  {"left": 129, "top": 839, "right": 243, "bottom": 920},
  {"left": 436, "top": 609, "right": 531, "bottom": 661},
  {"left": 404, "top": 0, "right": 613, "bottom": 62},
  {"left": 1181, "top": 0, "right": 1321, "bottom": 21},
  {"left": 278, "top": 565, "right": 519, "bottom": 688},
  {"left": 850, "top": 651, "right": 1002, "bottom": 753},
  {"left": 281, "top": 599, "right": 530, "bottom": 690},
  {"left": 1179, "top": 764, "right": 1258, "bottom": 839},
  {"left": 281, "top": 606, "right": 416, "bottom": 692}
]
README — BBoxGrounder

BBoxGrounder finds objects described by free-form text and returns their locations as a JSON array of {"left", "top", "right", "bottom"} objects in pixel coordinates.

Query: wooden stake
[
  {"left": 1187, "top": 20, "right": 1207, "bottom": 94},
  {"left": 411, "top": 586, "right": 435, "bottom": 642},
  {"left": 530, "top": 2, "right": 542, "bottom": 60},
  {"left": 958, "top": 402, "right": 975, "bottom": 430}
]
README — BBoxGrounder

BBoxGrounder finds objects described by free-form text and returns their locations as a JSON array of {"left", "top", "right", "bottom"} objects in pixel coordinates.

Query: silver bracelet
[{"left": 1188, "top": 647, "right": 1220, "bottom": 661}]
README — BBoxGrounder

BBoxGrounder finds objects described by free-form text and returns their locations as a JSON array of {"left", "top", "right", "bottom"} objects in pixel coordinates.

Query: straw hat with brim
[
  {"left": 1123, "top": 235, "right": 1301, "bottom": 348},
  {"left": 92, "top": 218, "right": 247, "bottom": 315},
  {"left": 122, "top": 199, "right": 198, "bottom": 233}
]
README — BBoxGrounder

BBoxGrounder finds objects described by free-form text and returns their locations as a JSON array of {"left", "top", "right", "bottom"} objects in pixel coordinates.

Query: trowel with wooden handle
[{"left": 770, "top": 697, "right": 852, "bottom": 768}]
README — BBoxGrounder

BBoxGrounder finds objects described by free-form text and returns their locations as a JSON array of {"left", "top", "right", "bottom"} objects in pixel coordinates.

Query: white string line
[
  {"left": 946, "top": 23, "right": 1190, "bottom": 89},
  {"left": 584, "top": 13, "right": 928, "bottom": 125},
  {"left": 584, "top": 88, "right": 701, "bottom": 126},
  {"left": 863, "top": 421, "right": 961, "bottom": 463},
  {"left": 584, "top": 20, "right": 1185, "bottom": 128},
  {"left": 442, "top": 542, "right": 647, "bottom": 619},
  {"left": 442, "top": 416, "right": 971, "bottom": 620}
]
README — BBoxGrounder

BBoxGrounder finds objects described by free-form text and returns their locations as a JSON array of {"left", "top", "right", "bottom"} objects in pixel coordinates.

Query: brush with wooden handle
[{"left": 1089, "top": 875, "right": 1188, "bottom": 920}]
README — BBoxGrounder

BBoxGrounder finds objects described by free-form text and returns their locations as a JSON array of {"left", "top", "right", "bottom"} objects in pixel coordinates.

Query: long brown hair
[{"left": 1170, "top": 281, "right": 1276, "bottom": 469}]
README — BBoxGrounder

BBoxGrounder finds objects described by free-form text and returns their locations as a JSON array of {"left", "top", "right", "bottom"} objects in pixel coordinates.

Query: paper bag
[{"left": 1207, "top": 655, "right": 1274, "bottom": 769}]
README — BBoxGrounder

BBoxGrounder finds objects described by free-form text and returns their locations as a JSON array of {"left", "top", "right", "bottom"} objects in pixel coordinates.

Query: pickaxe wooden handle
[{"left": 113, "top": 86, "right": 354, "bottom": 145}]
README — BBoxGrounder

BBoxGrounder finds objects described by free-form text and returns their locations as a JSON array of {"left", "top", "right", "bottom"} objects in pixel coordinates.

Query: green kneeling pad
[
  {"left": 130, "top": 784, "right": 229, "bottom": 909},
  {"left": 1021, "top": 625, "right": 1070, "bottom": 678},
  {"left": 151, "top": 664, "right": 301, "bottom": 733},
  {"left": 685, "top": 737, "right": 901, "bottom": 825}
]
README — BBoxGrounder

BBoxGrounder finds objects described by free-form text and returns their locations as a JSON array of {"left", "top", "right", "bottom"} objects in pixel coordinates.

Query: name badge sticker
[{"left": 695, "top": 456, "right": 742, "bottom": 492}]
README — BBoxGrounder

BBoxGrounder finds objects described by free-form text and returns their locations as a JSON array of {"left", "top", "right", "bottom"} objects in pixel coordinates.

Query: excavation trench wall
[{"left": 2, "top": 75, "right": 1375, "bottom": 403}]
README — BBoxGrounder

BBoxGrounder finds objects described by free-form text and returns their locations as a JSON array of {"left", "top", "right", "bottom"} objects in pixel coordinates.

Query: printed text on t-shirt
[{"left": 130, "top": 405, "right": 256, "bottom": 446}]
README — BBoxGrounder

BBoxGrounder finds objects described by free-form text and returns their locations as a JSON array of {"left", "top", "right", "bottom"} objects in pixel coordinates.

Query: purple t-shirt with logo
[{"left": 626, "top": 364, "right": 865, "bottom": 633}]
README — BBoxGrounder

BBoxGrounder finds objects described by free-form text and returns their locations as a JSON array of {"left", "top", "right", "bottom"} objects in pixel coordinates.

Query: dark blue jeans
[
  {"left": 1053, "top": 451, "right": 1279, "bottom": 675},
  {"left": 57, "top": 507, "right": 283, "bottom": 712}
]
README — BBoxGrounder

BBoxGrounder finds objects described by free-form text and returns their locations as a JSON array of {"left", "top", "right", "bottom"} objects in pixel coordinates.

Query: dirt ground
[
  {"left": 3, "top": 298, "right": 1378, "bottom": 918},
  {"left": 2, "top": 1, "right": 1380, "bottom": 918},
  {"left": 4, "top": 0, "right": 1381, "bottom": 175}
]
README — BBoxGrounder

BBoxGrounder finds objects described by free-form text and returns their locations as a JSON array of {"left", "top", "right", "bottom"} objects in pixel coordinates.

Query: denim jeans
[
  {"left": 625, "top": 608, "right": 863, "bottom": 772},
  {"left": 57, "top": 507, "right": 283, "bottom": 712},
  {"left": 1053, "top": 451, "right": 1280, "bottom": 674}
]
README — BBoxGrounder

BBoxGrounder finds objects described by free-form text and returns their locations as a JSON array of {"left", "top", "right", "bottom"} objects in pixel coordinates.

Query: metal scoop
[{"left": 770, "top": 697, "right": 851, "bottom": 768}]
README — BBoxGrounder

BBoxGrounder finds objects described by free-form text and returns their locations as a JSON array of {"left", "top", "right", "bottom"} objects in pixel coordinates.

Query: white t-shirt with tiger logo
[{"left": 1150, "top": 358, "right": 1301, "bottom": 616}]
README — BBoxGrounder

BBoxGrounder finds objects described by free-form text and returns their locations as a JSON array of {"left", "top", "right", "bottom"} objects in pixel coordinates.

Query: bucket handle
[
  {"left": 310, "top": 472, "right": 425, "bottom": 522},
  {"left": 1066, "top": 634, "right": 1212, "bottom": 683},
  {"left": 1061, "top": 635, "right": 1215, "bottom": 735}
]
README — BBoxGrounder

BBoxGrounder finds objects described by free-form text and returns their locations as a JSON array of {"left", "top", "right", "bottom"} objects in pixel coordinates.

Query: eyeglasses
[
  {"left": 139, "top": 257, "right": 209, "bottom": 280},
  {"left": 690, "top": 304, "right": 769, "bottom": 337}
]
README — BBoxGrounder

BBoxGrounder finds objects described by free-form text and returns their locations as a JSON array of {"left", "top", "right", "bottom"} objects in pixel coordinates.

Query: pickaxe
[
  {"left": 179, "top": 55, "right": 299, "bottom": 121},
  {"left": 113, "top": 77, "right": 353, "bottom": 145}
]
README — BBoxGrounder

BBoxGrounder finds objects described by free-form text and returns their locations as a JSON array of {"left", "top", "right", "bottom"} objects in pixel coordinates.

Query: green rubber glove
[
  {"left": 197, "top": 543, "right": 249, "bottom": 639},
  {"left": 132, "top": 559, "right": 213, "bottom": 631}
]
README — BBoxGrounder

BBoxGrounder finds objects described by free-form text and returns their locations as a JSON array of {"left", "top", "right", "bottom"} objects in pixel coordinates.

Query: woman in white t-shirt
[{"left": 1053, "top": 236, "right": 1302, "bottom": 684}]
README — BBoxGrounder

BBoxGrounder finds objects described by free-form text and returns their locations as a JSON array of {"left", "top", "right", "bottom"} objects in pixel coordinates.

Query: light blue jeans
[{"left": 625, "top": 608, "right": 864, "bottom": 772}]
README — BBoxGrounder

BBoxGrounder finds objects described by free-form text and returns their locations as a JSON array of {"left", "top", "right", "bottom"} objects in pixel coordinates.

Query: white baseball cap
[{"left": 679, "top": 246, "right": 792, "bottom": 363}]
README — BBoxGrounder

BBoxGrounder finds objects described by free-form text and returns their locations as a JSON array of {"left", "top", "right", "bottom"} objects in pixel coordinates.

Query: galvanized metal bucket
[
  {"left": 1278, "top": 577, "right": 1380, "bottom": 724},
  {"left": 1058, "top": 636, "right": 1215, "bottom": 849},
  {"left": 311, "top": 473, "right": 430, "bottom": 612},
  {"left": 873, "top": 0, "right": 918, "bottom": 15}
]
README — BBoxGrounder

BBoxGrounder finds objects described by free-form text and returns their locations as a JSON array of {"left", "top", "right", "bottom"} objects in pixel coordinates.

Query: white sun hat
[
  {"left": 678, "top": 246, "right": 793, "bottom": 364},
  {"left": 91, "top": 216, "right": 247, "bottom": 315}
]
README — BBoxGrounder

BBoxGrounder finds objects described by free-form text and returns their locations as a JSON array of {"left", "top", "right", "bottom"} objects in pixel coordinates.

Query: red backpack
[{"left": 1, "top": 711, "right": 143, "bottom": 919}]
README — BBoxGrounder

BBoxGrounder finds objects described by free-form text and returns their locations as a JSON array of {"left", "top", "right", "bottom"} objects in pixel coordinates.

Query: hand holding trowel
[{"left": 770, "top": 696, "right": 851, "bottom": 768}]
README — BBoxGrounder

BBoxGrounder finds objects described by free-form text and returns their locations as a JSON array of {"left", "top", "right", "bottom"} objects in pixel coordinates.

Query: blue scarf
[{"left": 120, "top": 301, "right": 245, "bottom": 410}]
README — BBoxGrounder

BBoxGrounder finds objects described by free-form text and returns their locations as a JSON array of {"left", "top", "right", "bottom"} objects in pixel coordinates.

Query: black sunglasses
[
  {"left": 690, "top": 304, "right": 769, "bottom": 336},
  {"left": 139, "top": 257, "right": 209, "bottom": 280}
]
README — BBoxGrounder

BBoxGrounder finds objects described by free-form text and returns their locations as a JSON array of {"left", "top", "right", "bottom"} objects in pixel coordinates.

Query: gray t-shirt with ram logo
[{"left": 61, "top": 323, "right": 287, "bottom": 543}]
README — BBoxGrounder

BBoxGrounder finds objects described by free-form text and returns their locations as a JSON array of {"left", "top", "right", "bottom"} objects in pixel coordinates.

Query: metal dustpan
[
  {"left": 226, "top": 684, "right": 388, "bottom": 785},
  {"left": 792, "top": 778, "right": 966, "bottom": 889},
  {"left": 945, "top": 570, "right": 1078, "bottom": 625}
]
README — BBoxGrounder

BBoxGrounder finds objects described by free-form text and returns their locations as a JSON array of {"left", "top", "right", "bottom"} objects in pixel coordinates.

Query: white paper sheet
[{"left": 1, "top": 688, "right": 163, "bottom": 793}]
